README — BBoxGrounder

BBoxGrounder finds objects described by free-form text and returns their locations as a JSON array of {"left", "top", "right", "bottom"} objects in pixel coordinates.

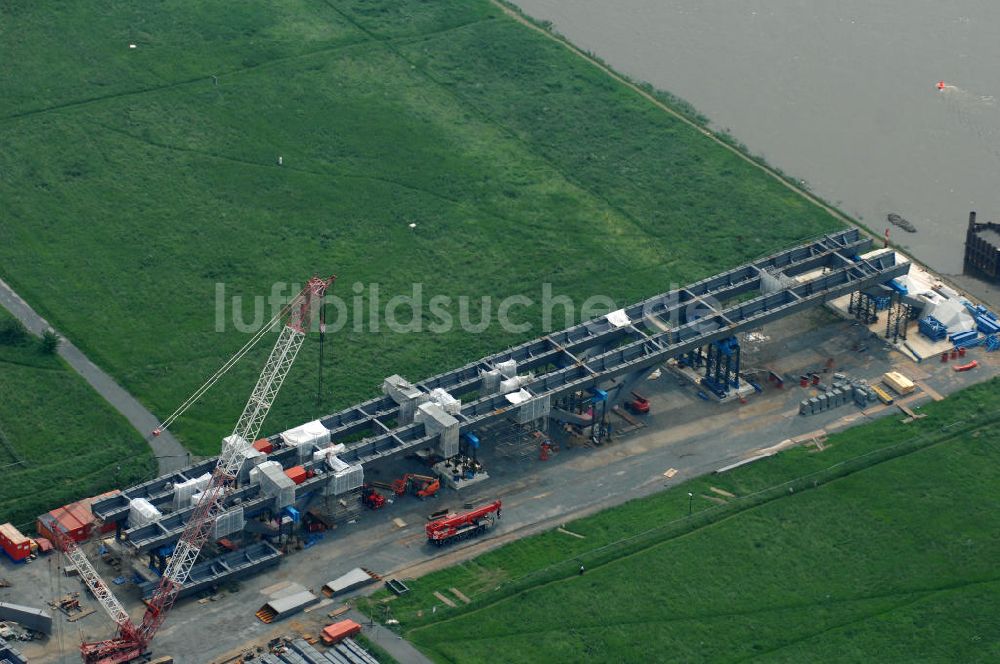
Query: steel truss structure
[{"left": 95, "top": 229, "right": 909, "bottom": 558}]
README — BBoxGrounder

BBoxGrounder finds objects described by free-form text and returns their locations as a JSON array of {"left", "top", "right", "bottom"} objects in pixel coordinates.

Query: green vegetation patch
[
  {"left": 361, "top": 378, "right": 1000, "bottom": 663},
  {"left": 0, "top": 0, "right": 841, "bottom": 458},
  {"left": 0, "top": 310, "right": 154, "bottom": 529}
]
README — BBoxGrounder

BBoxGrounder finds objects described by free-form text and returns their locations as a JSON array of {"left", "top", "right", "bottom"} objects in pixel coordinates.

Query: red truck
[{"left": 425, "top": 500, "right": 501, "bottom": 546}]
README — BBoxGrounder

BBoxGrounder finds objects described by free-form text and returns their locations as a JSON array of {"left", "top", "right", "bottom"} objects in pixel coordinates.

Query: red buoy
[{"left": 936, "top": 80, "right": 946, "bottom": 90}]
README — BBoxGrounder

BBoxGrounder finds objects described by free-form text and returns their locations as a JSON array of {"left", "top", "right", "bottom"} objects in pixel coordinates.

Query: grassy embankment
[
  {"left": 359, "top": 378, "right": 1000, "bottom": 663},
  {"left": 0, "top": 0, "right": 842, "bottom": 460},
  {"left": 0, "top": 312, "right": 154, "bottom": 529}
]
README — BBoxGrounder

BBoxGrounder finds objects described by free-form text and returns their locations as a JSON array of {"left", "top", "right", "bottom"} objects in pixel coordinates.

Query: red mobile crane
[
  {"left": 425, "top": 500, "right": 501, "bottom": 546},
  {"left": 56, "top": 276, "right": 334, "bottom": 663}
]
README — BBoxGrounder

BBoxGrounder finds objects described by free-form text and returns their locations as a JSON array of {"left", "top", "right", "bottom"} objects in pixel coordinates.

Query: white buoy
[
  {"left": 277, "top": 156, "right": 283, "bottom": 166},
  {"left": 408, "top": 223, "right": 417, "bottom": 229}
]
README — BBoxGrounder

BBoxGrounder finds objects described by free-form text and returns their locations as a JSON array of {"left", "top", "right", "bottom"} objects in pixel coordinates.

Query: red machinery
[
  {"left": 625, "top": 392, "right": 650, "bottom": 415},
  {"left": 361, "top": 486, "right": 386, "bottom": 510},
  {"left": 390, "top": 473, "right": 441, "bottom": 499},
  {"left": 425, "top": 500, "right": 501, "bottom": 546},
  {"left": 57, "top": 277, "right": 334, "bottom": 663}
]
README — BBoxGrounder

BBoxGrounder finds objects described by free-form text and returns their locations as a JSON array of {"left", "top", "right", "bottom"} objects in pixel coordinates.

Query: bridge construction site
[{"left": 4, "top": 228, "right": 1000, "bottom": 663}]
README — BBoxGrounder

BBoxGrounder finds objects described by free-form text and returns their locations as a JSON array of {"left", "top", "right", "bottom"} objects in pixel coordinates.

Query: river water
[{"left": 513, "top": 0, "right": 1000, "bottom": 303}]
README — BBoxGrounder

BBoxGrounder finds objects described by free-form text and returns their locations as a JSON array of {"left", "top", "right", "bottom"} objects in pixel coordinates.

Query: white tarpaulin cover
[
  {"left": 281, "top": 420, "right": 330, "bottom": 458},
  {"left": 606, "top": 309, "right": 630, "bottom": 328},
  {"left": 173, "top": 473, "right": 211, "bottom": 510},
  {"left": 504, "top": 389, "right": 532, "bottom": 405},
  {"left": 128, "top": 498, "right": 162, "bottom": 529},
  {"left": 923, "top": 297, "right": 975, "bottom": 333},
  {"left": 428, "top": 388, "right": 461, "bottom": 415}
]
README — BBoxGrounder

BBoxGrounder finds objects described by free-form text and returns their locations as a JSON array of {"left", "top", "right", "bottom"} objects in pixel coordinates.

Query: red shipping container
[
  {"left": 0, "top": 523, "right": 32, "bottom": 562},
  {"left": 322, "top": 619, "right": 361, "bottom": 645},
  {"left": 253, "top": 438, "right": 274, "bottom": 454},
  {"left": 284, "top": 465, "right": 307, "bottom": 485},
  {"left": 36, "top": 489, "right": 122, "bottom": 547}
]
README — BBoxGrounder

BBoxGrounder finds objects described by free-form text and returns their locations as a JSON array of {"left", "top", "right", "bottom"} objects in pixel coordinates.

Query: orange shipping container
[
  {"left": 284, "top": 465, "right": 307, "bottom": 485},
  {"left": 321, "top": 619, "right": 361, "bottom": 645}
]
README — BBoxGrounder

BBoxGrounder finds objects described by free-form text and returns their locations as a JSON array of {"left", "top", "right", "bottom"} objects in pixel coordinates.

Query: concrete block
[{"left": 830, "top": 389, "right": 842, "bottom": 407}]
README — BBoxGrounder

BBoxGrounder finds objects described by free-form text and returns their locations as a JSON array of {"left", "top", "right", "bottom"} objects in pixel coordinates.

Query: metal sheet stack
[
  {"left": 172, "top": 473, "right": 212, "bottom": 510},
  {"left": 127, "top": 498, "right": 162, "bottom": 529},
  {"left": 0, "top": 602, "right": 53, "bottom": 635},
  {"left": 382, "top": 374, "right": 428, "bottom": 424},
  {"left": 415, "top": 401, "right": 459, "bottom": 458}
]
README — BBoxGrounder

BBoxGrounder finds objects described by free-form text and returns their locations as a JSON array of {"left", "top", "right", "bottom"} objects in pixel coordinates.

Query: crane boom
[{"left": 74, "top": 275, "right": 334, "bottom": 663}]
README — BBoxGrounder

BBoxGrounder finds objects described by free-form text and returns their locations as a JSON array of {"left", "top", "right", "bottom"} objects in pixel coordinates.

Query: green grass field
[
  {"left": 0, "top": 311, "right": 155, "bottom": 530},
  {"left": 0, "top": 0, "right": 843, "bottom": 456},
  {"left": 360, "top": 378, "right": 1000, "bottom": 662}
]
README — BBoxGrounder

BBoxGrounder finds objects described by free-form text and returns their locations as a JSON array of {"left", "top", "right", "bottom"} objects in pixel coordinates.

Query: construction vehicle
[
  {"left": 51, "top": 276, "right": 334, "bottom": 663},
  {"left": 425, "top": 500, "right": 501, "bottom": 546},
  {"left": 626, "top": 391, "right": 650, "bottom": 415},
  {"left": 390, "top": 473, "right": 441, "bottom": 499},
  {"left": 360, "top": 486, "right": 386, "bottom": 510}
]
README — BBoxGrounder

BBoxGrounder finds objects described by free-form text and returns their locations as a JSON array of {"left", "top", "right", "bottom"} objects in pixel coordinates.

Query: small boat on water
[{"left": 887, "top": 213, "right": 916, "bottom": 233}]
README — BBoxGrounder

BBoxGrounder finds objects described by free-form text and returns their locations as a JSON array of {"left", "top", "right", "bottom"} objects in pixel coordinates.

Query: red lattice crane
[{"left": 59, "top": 276, "right": 334, "bottom": 664}]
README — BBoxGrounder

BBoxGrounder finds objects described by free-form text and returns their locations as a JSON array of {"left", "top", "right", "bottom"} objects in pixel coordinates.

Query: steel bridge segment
[
  {"left": 337, "top": 244, "right": 907, "bottom": 465},
  {"left": 94, "top": 229, "right": 900, "bottom": 551},
  {"left": 122, "top": 454, "right": 333, "bottom": 553},
  {"left": 92, "top": 449, "right": 299, "bottom": 526},
  {"left": 290, "top": 230, "right": 875, "bottom": 454}
]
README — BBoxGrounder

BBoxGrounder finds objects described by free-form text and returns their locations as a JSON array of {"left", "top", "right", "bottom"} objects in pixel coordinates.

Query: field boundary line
[
  {"left": 0, "top": 418, "right": 25, "bottom": 469},
  {"left": 2, "top": 37, "right": 375, "bottom": 123}
]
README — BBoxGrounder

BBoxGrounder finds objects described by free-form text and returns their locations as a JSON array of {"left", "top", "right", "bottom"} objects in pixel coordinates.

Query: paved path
[
  {"left": 344, "top": 609, "right": 434, "bottom": 664},
  {"left": 0, "top": 277, "right": 189, "bottom": 474}
]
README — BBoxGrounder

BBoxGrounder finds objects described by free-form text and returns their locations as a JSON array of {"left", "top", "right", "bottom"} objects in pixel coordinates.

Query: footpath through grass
[
  {"left": 0, "top": 0, "right": 842, "bottom": 456},
  {"left": 360, "top": 378, "right": 1000, "bottom": 663},
  {"left": 0, "top": 311, "right": 154, "bottom": 530}
]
